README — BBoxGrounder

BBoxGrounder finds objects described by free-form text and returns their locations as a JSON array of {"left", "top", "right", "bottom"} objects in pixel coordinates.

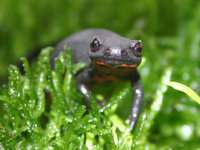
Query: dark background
[{"left": 0, "top": 0, "right": 199, "bottom": 148}]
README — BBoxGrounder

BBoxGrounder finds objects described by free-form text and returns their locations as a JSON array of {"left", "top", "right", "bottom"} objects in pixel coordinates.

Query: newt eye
[
  {"left": 133, "top": 42, "right": 142, "bottom": 56},
  {"left": 90, "top": 37, "right": 100, "bottom": 52}
]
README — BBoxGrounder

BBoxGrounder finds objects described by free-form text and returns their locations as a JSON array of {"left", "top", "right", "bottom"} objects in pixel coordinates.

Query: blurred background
[{"left": 0, "top": 0, "right": 199, "bottom": 149}]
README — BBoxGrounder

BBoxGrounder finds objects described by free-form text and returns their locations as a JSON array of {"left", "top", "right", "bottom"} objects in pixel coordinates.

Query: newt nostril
[
  {"left": 121, "top": 49, "right": 127, "bottom": 56},
  {"left": 105, "top": 48, "right": 111, "bottom": 55}
]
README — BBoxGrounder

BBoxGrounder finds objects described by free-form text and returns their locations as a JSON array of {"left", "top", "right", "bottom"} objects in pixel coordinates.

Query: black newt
[{"left": 51, "top": 29, "right": 144, "bottom": 130}]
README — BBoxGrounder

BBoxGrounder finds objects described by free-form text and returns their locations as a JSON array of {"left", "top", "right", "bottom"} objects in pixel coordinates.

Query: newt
[{"left": 51, "top": 29, "right": 144, "bottom": 130}]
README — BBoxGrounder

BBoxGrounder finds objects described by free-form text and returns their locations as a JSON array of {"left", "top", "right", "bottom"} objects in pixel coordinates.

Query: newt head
[{"left": 88, "top": 35, "right": 143, "bottom": 68}]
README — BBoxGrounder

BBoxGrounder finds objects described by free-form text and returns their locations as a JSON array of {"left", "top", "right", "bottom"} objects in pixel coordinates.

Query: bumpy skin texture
[{"left": 51, "top": 29, "right": 144, "bottom": 130}]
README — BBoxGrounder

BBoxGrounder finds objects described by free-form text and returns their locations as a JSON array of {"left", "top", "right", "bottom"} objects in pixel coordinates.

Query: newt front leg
[{"left": 126, "top": 78, "right": 144, "bottom": 130}]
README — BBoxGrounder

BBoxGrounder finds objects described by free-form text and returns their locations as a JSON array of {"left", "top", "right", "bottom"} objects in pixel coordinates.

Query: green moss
[
  {"left": 0, "top": 46, "right": 174, "bottom": 149},
  {"left": 0, "top": 47, "right": 133, "bottom": 149}
]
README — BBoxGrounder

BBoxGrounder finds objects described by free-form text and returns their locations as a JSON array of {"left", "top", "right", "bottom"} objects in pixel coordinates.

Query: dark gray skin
[{"left": 51, "top": 29, "right": 144, "bottom": 130}]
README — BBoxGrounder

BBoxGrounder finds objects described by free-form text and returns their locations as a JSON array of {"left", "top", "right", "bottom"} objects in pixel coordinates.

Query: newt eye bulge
[
  {"left": 90, "top": 37, "right": 100, "bottom": 52},
  {"left": 133, "top": 42, "right": 142, "bottom": 56}
]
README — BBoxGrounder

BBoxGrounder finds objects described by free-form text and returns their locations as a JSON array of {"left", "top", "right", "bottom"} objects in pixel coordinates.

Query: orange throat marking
[{"left": 92, "top": 61, "right": 137, "bottom": 84}]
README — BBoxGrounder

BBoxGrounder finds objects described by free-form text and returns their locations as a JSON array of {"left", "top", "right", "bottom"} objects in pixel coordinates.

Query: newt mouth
[
  {"left": 93, "top": 61, "right": 138, "bottom": 68},
  {"left": 91, "top": 57, "right": 138, "bottom": 66}
]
